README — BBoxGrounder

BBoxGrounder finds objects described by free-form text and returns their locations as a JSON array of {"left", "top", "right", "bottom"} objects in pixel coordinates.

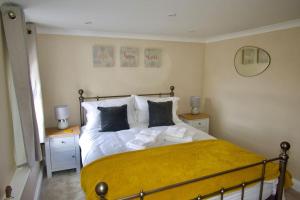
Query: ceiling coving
[{"left": 8, "top": 0, "right": 300, "bottom": 42}]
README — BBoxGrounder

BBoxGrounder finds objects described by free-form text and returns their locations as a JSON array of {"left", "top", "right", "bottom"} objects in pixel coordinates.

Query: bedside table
[
  {"left": 179, "top": 113, "right": 210, "bottom": 133},
  {"left": 45, "top": 125, "right": 81, "bottom": 178}
]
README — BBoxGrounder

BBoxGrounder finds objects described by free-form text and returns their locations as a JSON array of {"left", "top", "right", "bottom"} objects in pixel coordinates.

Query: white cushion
[
  {"left": 82, "top": 96, "right": 136, "bottom": 131},
  {"left": 134, "top": 95, "right": 180, "bottom": 125}
]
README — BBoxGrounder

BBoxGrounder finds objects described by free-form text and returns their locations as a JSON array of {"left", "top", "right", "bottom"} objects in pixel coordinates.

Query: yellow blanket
[{"left": 81, "top": 140, "right": 291, "bottom": 200}]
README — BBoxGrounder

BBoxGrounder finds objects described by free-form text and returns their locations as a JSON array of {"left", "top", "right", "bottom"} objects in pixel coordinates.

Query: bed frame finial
[
  {"left": 170, "top": 85, "right": 175, "bottom": 97},
  {"left": 280, "top": 141, "right": 290, "bottom": 155},
  {"left": 95, "top": 182, "right": 108, "bottom": 200},
  {"left": 78, "top": 89, "right": 84, "bottom": 100},
  {"left": 276, "top": 141, "right": 290, "bottom": 200}
]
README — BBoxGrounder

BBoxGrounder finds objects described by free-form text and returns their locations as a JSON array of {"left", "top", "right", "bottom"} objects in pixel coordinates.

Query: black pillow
[
  {"left": 98, "top": 105, "right": 129, "bottom": 132},
  {"left": 147, "top": 100, "right": 175, "bottom": 128}
]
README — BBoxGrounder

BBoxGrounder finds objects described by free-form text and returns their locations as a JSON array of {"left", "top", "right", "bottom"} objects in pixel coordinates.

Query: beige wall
[
  {"left": 203, "top": 27, "right": 300, "bottom": 179},
  {"left": 37, "top": 28, "right": 300, "bottom": 181},
  {"left": 37, "top": 34, "right": 205, "bottom": 127},
  {"left": 0, "top": 16, "right": 16, "bottom": 199}
]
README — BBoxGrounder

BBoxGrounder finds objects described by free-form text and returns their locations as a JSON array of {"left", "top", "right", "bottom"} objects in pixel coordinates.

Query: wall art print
[
  {"left": 120, "top": 47, "right": 139, "bottom": 67},
  {"left": 144, "top": 48, "right": 162, "bottom": 67},
  {"left": 93, "top": 45, "right": 114, "bottom": 67}
]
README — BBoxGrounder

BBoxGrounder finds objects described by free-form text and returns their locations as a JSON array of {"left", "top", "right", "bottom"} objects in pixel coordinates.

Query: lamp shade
[
  {"left": 190, "top": 96, "right": 200, "bottom": 107},
  {"left": 55, "top": 105, "right": 70, "bottom": 120}
]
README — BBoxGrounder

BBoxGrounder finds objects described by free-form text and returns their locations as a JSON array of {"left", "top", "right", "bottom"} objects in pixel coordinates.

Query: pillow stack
[
  {"left": 134, "top": 95, "right": 181, "bottom": 125},
  {"left": 81, "top": 95, "right": 180, "bottom": 132},
  {"left": 81, "top": 96, "right": 135, "bottom": 131}
]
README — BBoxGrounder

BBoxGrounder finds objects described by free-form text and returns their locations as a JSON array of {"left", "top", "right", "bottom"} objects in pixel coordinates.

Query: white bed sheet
[
  {"left": 79, "top": 122, "right": 279, "bottom": 200},
  {"left": 79, "top": 122, "right": 214, "bottom": 165}
]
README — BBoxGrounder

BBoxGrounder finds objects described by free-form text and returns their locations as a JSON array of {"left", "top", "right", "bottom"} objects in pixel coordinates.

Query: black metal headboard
[{"left": 78, "top": 86, "right": 175, "bottom": 126}]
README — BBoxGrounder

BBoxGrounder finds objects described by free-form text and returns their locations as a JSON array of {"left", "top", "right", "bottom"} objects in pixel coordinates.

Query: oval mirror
[{"left": 234, "top": 46, "right": 270, "bottom": 77}]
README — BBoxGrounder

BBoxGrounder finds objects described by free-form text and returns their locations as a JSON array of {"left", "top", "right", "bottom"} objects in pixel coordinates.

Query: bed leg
[
  {"left": 95, "top": 182, "right": 108, "bottom": 200},
  {"left": 275, "top": 141, "right": 290, "bottom": 200}
]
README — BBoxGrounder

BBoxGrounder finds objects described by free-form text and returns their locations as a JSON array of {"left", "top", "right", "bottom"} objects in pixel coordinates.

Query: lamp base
[
  {"left": 57, "top": 119, "right": 69, "bottom": 130},
  {"left": 191, "top": 107, "right": 200, "bottom": 115}
]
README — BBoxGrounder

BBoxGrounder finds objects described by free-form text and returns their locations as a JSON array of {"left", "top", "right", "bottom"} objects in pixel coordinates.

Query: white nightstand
[
  {"left": 45, "top": 125, "right": 81, "bottom": 178},
  {"left": 179, "top": 113, "right": 210, "bottom": 133}
]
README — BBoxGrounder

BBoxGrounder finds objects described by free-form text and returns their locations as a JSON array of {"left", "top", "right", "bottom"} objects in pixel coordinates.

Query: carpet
[{"left": 40, "top": 170, "right": 85, "bottom": 200}]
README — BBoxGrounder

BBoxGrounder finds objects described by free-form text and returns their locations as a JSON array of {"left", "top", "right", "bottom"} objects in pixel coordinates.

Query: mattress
[{"left": 79, "top": 122, "right": 279, "bottom": 200}]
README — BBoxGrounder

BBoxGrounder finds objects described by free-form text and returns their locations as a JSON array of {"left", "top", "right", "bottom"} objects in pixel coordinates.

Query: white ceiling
[{"left": 5, "top": 0, "right": 300, "bottom": 42}]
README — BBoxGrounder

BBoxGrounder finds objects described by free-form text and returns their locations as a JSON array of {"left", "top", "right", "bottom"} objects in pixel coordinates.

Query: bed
[{"left": 78, "top": 86, "right": 291, "bottom": 200}]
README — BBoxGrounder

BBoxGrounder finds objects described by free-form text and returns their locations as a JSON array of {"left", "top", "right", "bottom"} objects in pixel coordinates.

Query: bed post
[
  {"left": 78, "top": 89, "right": 84, "bottom": 126},
  {"left": 95, "top": 182, "right": 108, "bottom": 200},
  {"left": 170, "top": 85, "right": 175, "bottom": 97},
  {"left": 276, "top": 141, "right": 290, "bottom": 200}
]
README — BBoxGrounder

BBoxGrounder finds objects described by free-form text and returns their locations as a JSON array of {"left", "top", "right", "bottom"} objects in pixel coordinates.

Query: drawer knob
[
  {"left": 61, "top": 141, "right": 65, "bottom": 144},
  {"left": 198, "top": 122, "right": 202, "bottom": 125},
  {"left": 72, "top": 155, "right": 75, "bottom": 158}
]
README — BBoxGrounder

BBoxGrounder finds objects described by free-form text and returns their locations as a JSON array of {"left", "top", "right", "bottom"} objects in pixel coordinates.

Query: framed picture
[
  {"left": 144, "top": 48, "right": 162, "bottom": 67},
  {"left": 120, "top": 47, "right": 139, "bottom": 67},
  {"left": 257, "top": 49, "right": 269, "bottom": 63},
  {"left": 93, "top": 45, "right": 114, "bottom": 67},
  {"left": 242, "top": 47, "right": 257, "bottom": 65}
]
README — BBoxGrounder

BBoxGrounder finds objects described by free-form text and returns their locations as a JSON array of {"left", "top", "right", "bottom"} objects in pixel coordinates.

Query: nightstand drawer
[
  {"left": 50, "top": 136, "right": 75, "bottom": 150},
  {"left": 188, "top": 119, "right": 209, "bottom": 129},
  {"left": 51, "top": 149, "right": 76, "bottom": 171},
  {"left": 186, "top": 118, "right": 209, "bottom": 133},
  {"left": 179, "top": 113, "right": 210, "bottom": 133}
]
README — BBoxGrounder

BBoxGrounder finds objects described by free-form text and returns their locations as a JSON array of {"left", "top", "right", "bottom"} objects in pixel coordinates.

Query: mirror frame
[{"left": 234, "top": 46, "right": 271, "bottom": 77}]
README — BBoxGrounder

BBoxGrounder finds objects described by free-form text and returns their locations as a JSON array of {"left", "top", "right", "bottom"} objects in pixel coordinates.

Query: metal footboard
[{"left": 95, "top": 142, "right": 290, "bottom": 200}]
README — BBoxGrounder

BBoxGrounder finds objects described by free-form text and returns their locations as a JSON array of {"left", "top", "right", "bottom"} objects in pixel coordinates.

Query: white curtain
[{"left": 27, "top": 23, "right": 46, "bottom": 143}]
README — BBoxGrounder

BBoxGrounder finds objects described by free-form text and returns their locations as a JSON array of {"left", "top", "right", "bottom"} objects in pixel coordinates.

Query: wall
[
  {"left": 37, "top": 34, "right": 205, "bottom": 127},
  {"left": 0, "top": 15, "right": 16, "bottom": 199},
  {"left": 37, "top": 27, "right": 300, "bottom": 181},
  {"left": 203, "top": 27, "right": 300, "bottom": 179}
]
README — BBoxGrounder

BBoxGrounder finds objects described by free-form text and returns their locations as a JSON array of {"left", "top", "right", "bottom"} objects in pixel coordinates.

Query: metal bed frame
[
  {"left": 78, "top": 86, "right": 290, "bottom": 200},
  {"left": 78, "top": 86, "right": 174, "bottom": 126}
]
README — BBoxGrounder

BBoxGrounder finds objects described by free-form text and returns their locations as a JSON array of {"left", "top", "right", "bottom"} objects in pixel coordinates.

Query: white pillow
[
  {"left": 82, "top": 96, "right": 136, "bottom": 131},
  {"left": 134, "top": 95, "right": 180, "bottom": 124}
]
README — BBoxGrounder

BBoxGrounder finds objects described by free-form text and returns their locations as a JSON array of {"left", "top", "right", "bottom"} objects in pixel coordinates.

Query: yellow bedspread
[{"left": 81, "top": 139, "right": 291, "bottom": 200}]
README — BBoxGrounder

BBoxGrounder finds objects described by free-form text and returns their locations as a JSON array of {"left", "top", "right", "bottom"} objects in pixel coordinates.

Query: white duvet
[
  {"left": 79, "top": 122, "right": 280, "bottom": 200},
  {"left": 79, "top": 122, "right": 214, "bottom": 166}
]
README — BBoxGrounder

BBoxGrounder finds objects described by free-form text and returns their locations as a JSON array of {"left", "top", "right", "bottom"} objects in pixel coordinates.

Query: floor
[
  {"left": 40, "top": 170, "right": 85, "bottom": 200},
  {"left": 285, "top": 188, "right": 300, "bottom": 200},
  {"left": 40, "top": 171, "right": 300, "bottom": 200}
]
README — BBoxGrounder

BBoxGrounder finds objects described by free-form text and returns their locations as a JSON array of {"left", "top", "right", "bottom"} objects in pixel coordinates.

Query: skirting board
[
  {"left": 293, "top": 178, "right": 300, "bottom": 192},
  {"left": 33, "top": 168, "right": 43, "bottom": 200}
]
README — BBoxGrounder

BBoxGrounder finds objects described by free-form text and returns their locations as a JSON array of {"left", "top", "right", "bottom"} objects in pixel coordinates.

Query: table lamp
[
  {"left": 55, "top": 105, "right": 70, "bottom": 129},
  {"left": 190, "top": 96, "right": 200, "bottom": 114}
]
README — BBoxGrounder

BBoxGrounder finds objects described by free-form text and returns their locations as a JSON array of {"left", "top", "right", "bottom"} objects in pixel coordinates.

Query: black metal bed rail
[
  {"left": 95, "top": 142, "right": 290, "bottom": 200},
  {"left": 117, "top": 158, "right": 277, "bottom": 200},
  {"left": 193, "top": 177, "right": 262, "bottom": 200}
]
